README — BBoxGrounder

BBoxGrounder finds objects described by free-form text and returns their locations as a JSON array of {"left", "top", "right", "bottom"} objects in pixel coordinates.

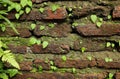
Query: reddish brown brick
[
  {"left": 113, "top": 6, "right": 120, "bottom": 18},
  {"left": 12, "top": 72, "right": 74, "bottom": 79},
  {"left": 34, "top": 23, "right": 72, "bottom": 37},
  {"left": 19, "top": 62, "right": 33, "bottom": 71},
  {"left": 7, "top": 8, "right": 67, "bottom": 20},
  {"left": 54, "top": 58, "right": 97, "bottom": 68},
  {"left": 33, "top": 59, "right": 50, "bottom": 70},
  {"left": 77, "top": 73, "right": 107, "bottom": 79},
  {"left": 76, "top": 24, "right": 120, "bottom": 36},
  {"left": 115, "top": 72, "right": 120, "bottom": 79},
  {"left": 31, "top": 44, "right": 70, "bottom": 54},
  {"left": 8, "top": 45, "right": 27, "bottom": 54},
  {"left": 97, "top": 59, "right": 120, "bottom": 69},
  {"left": 0, "top": 27, "right": 31, "bottom": 37}
]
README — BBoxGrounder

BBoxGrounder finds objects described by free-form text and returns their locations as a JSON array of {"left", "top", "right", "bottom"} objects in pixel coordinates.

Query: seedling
[
  {"left": 72, "top": 68, "right": 76, "bottom": 74},
  {"left": 42, "top": 41, "right": 49, "bottom": 48},
  {"left": 30, "top": 23, "right": 36, "bottom": 30},
  {"left": 90, "top": 15, "right": 97, "bottom": 23},
  {"left": 72, "top": 22, "right": 79, "bottom": 28},
  {"left": 81, "top": 47, "right": 86, "bottom": 53},
  {"left": 39, "top": 8, "right": 45, "bottom": 13},
  {"left": 106, "top": 42, "right": 111, "bottom": 47},
  {"left": 38, "top": 65, "right": 43, "bottom": 73},
  {"left": 106, "top": 73, "right": 114, "bottom": 79},
  {"left": 61, "top": 56, "right": 67, "bottom": 62},
  {"left": 105, "top": 57, "right": 113, "bottom": 62},
  {"left": 51, "top": 66, "right": 57, "bottom": 71},
  {"left": 51, "top": 4, "right": 60, "bottom": 12},
  {"left": 48, "top": 23, "right": 55, "bottom": 28},
  {"left": 87, "top": 56, "right": 92, "bottom": 61},
  {"left": 40, "top": 25, "right": 45, "bottom": 30},
  {"left": 107, "top": 15, "right": 112, "bottom": 20}
]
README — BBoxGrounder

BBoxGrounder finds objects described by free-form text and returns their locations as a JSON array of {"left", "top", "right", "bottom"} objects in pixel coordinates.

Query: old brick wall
[{"left": 1, "top": 0, "right": 120, "bottom": 79}]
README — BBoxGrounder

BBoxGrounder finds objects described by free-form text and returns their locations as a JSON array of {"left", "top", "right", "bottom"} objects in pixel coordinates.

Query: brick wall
[{"left": 1, "top": 0, "right": 120, "bottom": 79}]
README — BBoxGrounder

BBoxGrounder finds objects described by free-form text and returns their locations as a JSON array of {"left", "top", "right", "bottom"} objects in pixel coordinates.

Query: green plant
[
  {"left": 107, "top": 15, "right": 112, "bottom": 20},
  {"left": 51, "top": 4, "right": 60, "bottom": 12},
  {"left": 61, "top": 56, "right": 67, "bottom": 62},
  {"left": 87, "top": 56, "right": 92, "bottom": 61},
  {"left": 105, "top": 57, "right": 113, "bottom": 62},
  {"left": 81, "top": 47, "right": 86, "bottom": 53},
  {"left": 90, "top": 14, "right": 103, "bottom": 28},
  {"left": 72, "top": 68, "right": 76, "bottom": 74},
  {"left": 29, "top": 37, "right": 41, "bottom": 46},
  {"left": 42, "top": 41, "right": 49, "bottom": 48},
  {"left": 0, "top": 41, "right": 20, "bottom": 79},
  {"left": 40, "top": 25, "right": 45, "bottom": 30},
  {"left": 39, "top": 8, "right": 45, "bottom": 13},
  {"left": 50, "top": 66, "right": 57, "bottom": 71},
  {"left": 30, "top": 23, "right": 36, "bottom": 30},
  {"left": 48, "top": 23, "right": 55, "bottom": 28},
  {"left": 72, "top": 22, "right": 79, "bottom": 28},
  {"left": 106, "top": 73, "right": 114, "bottom": 79},
  {"left": 106, "top": 42, "right": 115, "bottom": 48},
  {"left": 38, "top": 65, "right": 43, "bottom": 73}
]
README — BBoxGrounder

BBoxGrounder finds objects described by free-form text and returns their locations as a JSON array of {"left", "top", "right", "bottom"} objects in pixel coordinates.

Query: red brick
[
  {"left": 78, "top": 73, "right": 107, "bottom": 79},
  {"left": 97, "top": 59, "right": 120, "bottom": 69},
  {"left": 113, "top": 6, "right": 120, "bottom": 18},
  {"left": 115, "top": 72, "right": 120, "bottom": 79},
  {"left": 34, "top": 23, "right": 72, "bottom": 37},
  {"left": 19, "top": 62, "right": 33, "bottom": 71},
  {"left": 12, "top": 72, "right": 75, "bottom": 79},
  {"left": 76, "top": 24, "right": 120, "bottom": 36},
  {"left": 0, "top": 27, "right": 31, "bottom": 37},
  {"left": 7, "top": 8, "right": 67, "bottom": 20},
  {"left": 31, "top": 44, "right": 70, "bottom": 54},
  {"left": 8, "top": 45, "right": 27, "bottom": 54},
  {"left": 54, "top": 58, "right": 97, "bottom": 68},
  {"left": 33, "top": 59, "right": 50, "bottom": 70}
]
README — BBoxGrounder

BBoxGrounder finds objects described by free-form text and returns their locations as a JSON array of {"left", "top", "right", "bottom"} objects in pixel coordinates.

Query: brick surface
[
  {"left": 76, "top": 24, "right": 120, "bottom": 36},
  {"left": 113, "top": 6, "right": 120, "bottom": 18},
  {"left": 0, "top": 27, "right": 31, "bottom": 37},
  {"left": 33, "top": 59, "right": 50, "bottom": 70},
  {"left": 7, "top": 8, "right": 67, "bottom": 20},
  {"left": 34, "top": 23, "right": 72, "bottom": 37},
  {"left": 115, "top": 72, "right": 120, "bottom": 79},
  {"left": 19, "top": 62, "right": 33, "bottom": 71},
  {"left": 31, "top": 44, "right": 70, "bottom": 54},
  {"left": 54, "top": 59, "right": 97, "bottom": 68},
  {"left": 12, "top": 73, "right": 75, "bottom": 79},
  {"left": 97, "top": 59, "right": 120, "bottom": 69}
]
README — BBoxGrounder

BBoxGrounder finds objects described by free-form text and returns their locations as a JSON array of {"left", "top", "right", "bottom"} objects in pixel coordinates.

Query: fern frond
[
  {"left": 0, "top": 48, "right": 4, "bottom": 58},
  {"left": 0, "top": 10, "right": 8, "bottom": 15},
  {"left": 0, "top": 73, "right": 8, "bottom": 79},
  {"left": 2, "top": 51, "right": 20, "bottom": 69}
]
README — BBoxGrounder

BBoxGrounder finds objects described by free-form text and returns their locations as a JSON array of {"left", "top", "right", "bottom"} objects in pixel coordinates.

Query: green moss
[{"left": 15, "top": 54, "right": 24, "bottom": 63}]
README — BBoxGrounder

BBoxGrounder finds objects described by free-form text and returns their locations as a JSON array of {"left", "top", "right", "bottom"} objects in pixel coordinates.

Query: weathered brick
[
  {"left": 8, "top": 45, "right": 27, "bottom": 53},
  {"left": 7, "top": 8, "right": 67, "bottom": 20},
  {"left": 19, "top": 62, "right": 33, "bottom": 71},
  {"left": 73, "top": 6, "right": 110, "bottom": 17},
  {"left": 54, "top": 58, "right": 97, "bottom": 68},
  {"left": 115, "top": 72, "right": 120, "bottom": 79},
  {"left": 97, "top": 59, "right": 120, "bottom": 69},
  {"left": 113, "top": 6, "right": 120, "bottom": 18},
  {"left": 0, "top": 27, "right": 31, "bottom": 37},
  {"left": 12, "top": 73, "right": 75, "bottom": 79},
  {"left": 77, "top": 73, "right": 107, "bottom": 79},
  {"left": 31, "top": 44, "right": 70, "bottom": 54},
  {"left": 34, "top": 23, "right": 72, "bottom": 37},
  {"left": 33, "top": 59, "right": 50, "bottom": 70},
  {"left": 76, "top": 24, "right": 120, "bottom": 36},
  {"left": 73, "top": 39, "right": 107, "bottom": 52}
]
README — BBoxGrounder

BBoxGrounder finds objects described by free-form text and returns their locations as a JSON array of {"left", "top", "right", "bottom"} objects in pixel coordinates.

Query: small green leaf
[
  {"left": 0, "top": 73, "right": 8, "bottom": 79},
  {"left": 15, "top": 13, "right": 20, "bottom": 19},
  {"left": 40, "top": 25, "right": 45, "bottom": 30},
  {"left": 105, "top": 57, "right": 113, "bottom": 62},
  {"left": 6, "top": 69, "right": 18, "bottom": 78},
  {"left": 87, "top": 56, "right": 92, "bottom": 61},
  {"left": 25, "top": 7, "right": 31, "bottom": 14},
  {"left": 107, "top": 15, "right": 111, "bottom": 19},
  {"left": 39, "top": 8, "right": 45, "bottom": 13},
  {"left": 30, "top": 24, "right": 36, "bottom": 30},
  {"left": 90, "top": 15, "right": 97, "bottom": 23},
  {"left": 111, "top": 43, "right": 115, "bottom": 48},
  {"left": 19, "top": 10, "right": 24, "bottom": 15},
  {"left": 68, "top": 7, "right": 72, "bottom": 12},
  {"left": 48, "top": 23, "right": 55, "bottom": 28},
  {"left": 61, "top": 56, "right": 67, "bottom": 62},
  {"left": 27, "top": 0, "right": 33, "bottom": 8},
  {"left": 99, "top": 18, "right": 103, "bottom": 22},
  {"left": 109, "top": 73, "right": 114, "bottom": 78},
  {"left": 50, "top": 61, "right": 54, "bottom": 66},
  {"left": 36, "top": 40, "right": 41, "bottom": 45},
  {"left": 81, "top": 47, "right": 86, "bottom": 53},
  {"left": 15, "top": 3, "right": 21, "bottom": 12},
  {"left": 72, "top": 22, "right": 78, "bottom": 28},
  {"left": 51, "top": 66, "right": 57, "bottom": 71},
  {"left": 42, "top": 41, "right": 49, "bottom": 48},
  {"left": 1, "top": 26, "right": 6, "bottom": 32},
  {"left": 96, "top": 22, "right": 102, "bottom": 28},
  {"left": 72, "top": 68, "right": 76, "bottom": 74},
  {"left": 106, "top": 42, "right": 111, "bottom": 47},
  {"left": 20, "top": 0, "right": 27, "bottom": 7},
  {"left": 30, "top": 68, "right": 37, "bottom": 72},
  {"left": 29, "top": 37, "right": 37, "bottom": 45},
  {"left": 38, "top": 65, "right": 43, "bottom": 72},
  {"left": 51, "top": 4, "right": 59, "bottom": 12}
]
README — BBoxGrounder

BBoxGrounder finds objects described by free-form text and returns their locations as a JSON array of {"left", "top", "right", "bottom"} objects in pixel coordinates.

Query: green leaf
[
  {"left": 50, "top": 61, "right": 54, "bottom": 66},
  {"left": 111, "top": 43, "right": 115, "bottom": 48},
  {"left": 30, "top": 24, "right": 36, "bottom": 30},
  {"left": 0, "top": 73, "right": 8, "bottom": 79},
  {"left": 109, "top": 73, "right": 114, "bottom": 78},
  {"left": 15, "top": 13, "right": 20, "bottom": 19},
  {"left": 87, "top": 56, "right": 92, "bottom": 61},
  {"left": 61, "top": 56, "right": 67, "bottom": 62},
  {"left": 29, "top": 37, "right": 37, "bottom": 45},
  {"left": 19, "top": 10, "right": 24, "bottom": 15},
  {"left": 20, "top": 0, "right": 27, "bottom": 7},
  {"left": 25, "top": 7, "right": 31, "bottom": 14},
  {"left": 39, "top": 8, "right": 45, "bottom": 13},
  {"left": 96, "top": 22, "right": 102, "bottom": 28},
  {"left": 42, "top": 41, "right": 49, "bottom": 48},
  {"left": 40, "top": 25, "right": 45, "bottom": 30},
  {"left": 81, "top": 47, "right": 86, "bottom": 53},
  {"left": 99, "top": 18, "right": 103, "bottom": 22},
  {"left": 72, "top": 22, "right": 78, "bottom": 28},
  {"left": 51, "top": 4, "right": 59, "bottom": 12},
  {"left": 51, "top": 66, "right": 57, "bottom": 71},
  {"left": 90, "top": 15, "right": 97, "bottom": 23},
  {"left": 72, "top": 68, "right": 76, "bottom": 74},
  {"left": 8, "top": 6, "right": 14, "bottom": 11},
  {"left": 1, "top": 26, "right": 6, "bottom": 32},
  {"left": 15, "top": 3, "right": 21, "bottom": 12},
  {"left": 27, "top": 0, "right": 32, "bottom": 7},
  {"left": 30, "top": 68, "right": 37, "bottom": 72},
  {"left": 36, "top": 40, "right": 41, "bottom": 45},
  {"left": 107, "top": 15, "right": 111, "bottom": 19},
  {"left": 48, "top": 23, "right": 55, "bottom": 28},
  {"left": 38, "top": 65, "right": 43, "bottom": 72},
  {"left": 6, "top": 69, "right": 18, "bottom": 78},
  {"left": 106, "top": 42, "right": 111, "bottom": 47}
]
